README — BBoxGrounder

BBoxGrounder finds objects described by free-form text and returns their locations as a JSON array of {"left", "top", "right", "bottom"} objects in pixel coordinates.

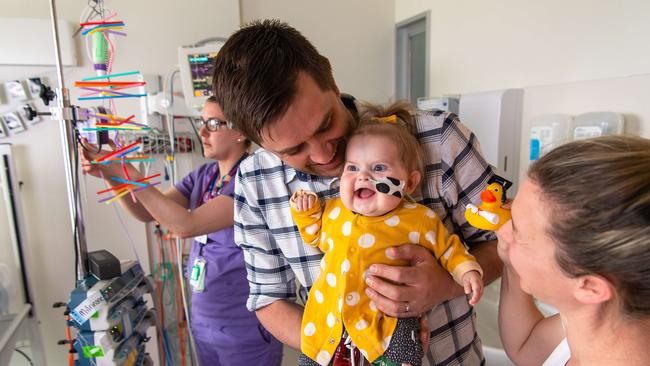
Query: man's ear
[
  {"left": 405, "top": 170, "right": 422, "bottom": 193},
  {"left": 574, "top": 274, "right": 614, "bottom": 305}
]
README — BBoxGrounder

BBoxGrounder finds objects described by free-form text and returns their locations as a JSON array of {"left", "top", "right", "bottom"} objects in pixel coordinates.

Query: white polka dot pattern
[
  {"left": 342, "top": 221, "right": 352, "bottom": 236},
  {"left": 345, "top": 291, "right": 360, "bottom": 306},
  {"left": 425, "top": 230, "right": 436, "bottom": 244},
  {"left": 326, "top": 273, "right": 337, "bottom": 287},
  {"left": 316, "top": 351, "right": 331, "bottom": 365},
  {"left": 328, "top": 206, "right": 341, "bottom": 220},
  {"left": 341, "top": 259, "right": 350, "bottom": 274},
  {"left": 384, "top": 215, "right": 400, "bottom": 227},
  {"left": 314, "top": 290, "right": 324, "bottom": 304},
  {"left": 305, "top": 223, "right": 319, "bottom": 235},
  {"left": 304, "top": 322, "right": 316, "bottom": 336},
  {"left": 408, "top": 231, "right": 420, "bottom": 244},
  {"left": 326, "top": 312, "right": 336, "bottom": 328},
  {"left": 355, "top": 319, "right": 368, "bottom": 330},
  {"left": 381, "top": 335, "right": 392, "bottom": 351},
  {"left": 358, "top": 233, "right": 375, "bottom": 248}
]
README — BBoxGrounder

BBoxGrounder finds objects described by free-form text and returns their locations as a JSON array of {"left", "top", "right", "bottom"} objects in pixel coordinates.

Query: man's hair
[
  {"left": 529, "top": 135, "right": 650, "bottom": 317},
  {"left": 212, "top": 19, "right": 336, "bottom": 145},
  {"left": 352, "top": 102, "right": 424, "bottom": 179}
]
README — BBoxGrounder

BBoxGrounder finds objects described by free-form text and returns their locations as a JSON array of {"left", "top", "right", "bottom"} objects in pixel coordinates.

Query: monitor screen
[
  {"left": 187, "top": 51, "right": 219, "bottom": 98},
  {"left": 178, "top": 42, "right": 225, "bottom": 111}
]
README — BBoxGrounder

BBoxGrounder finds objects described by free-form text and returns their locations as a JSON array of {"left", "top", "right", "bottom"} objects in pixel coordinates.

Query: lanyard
[{"left": 202, "top": 153, "right": 248, "bottom": 203}]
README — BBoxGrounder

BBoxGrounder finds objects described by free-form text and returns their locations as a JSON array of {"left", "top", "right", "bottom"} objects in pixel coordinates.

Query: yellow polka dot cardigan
[{"left": 290, "top": 196, "right": 483, "bottom": 364}]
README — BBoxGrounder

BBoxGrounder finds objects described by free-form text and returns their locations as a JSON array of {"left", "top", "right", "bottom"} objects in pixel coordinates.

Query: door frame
[{"left": 395, "top": 11, "right": 430, "bottom": 102}]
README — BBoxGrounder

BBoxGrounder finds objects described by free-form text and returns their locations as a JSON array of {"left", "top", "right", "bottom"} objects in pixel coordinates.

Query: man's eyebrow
[{"left": 275, "top": 110, "right": 332, "bottom": 155}]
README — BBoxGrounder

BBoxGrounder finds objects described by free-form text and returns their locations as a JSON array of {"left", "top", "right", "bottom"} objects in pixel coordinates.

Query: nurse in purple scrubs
[{"left": 80, "top": 96, "right": 283, "bottom": 366}]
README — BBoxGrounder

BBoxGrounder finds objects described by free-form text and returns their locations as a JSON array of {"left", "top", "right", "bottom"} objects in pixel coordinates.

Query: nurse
[{"left": 80, "top": 96, "right": 283, "bottom": 366}]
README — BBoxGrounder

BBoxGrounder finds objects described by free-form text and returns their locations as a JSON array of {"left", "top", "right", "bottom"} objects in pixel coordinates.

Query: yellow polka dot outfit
[{"left": 291, "top": 196, "right": 483, "bottom": 365}]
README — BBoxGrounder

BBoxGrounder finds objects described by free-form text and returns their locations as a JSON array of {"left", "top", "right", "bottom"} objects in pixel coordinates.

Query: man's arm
[
  {"left": 256, "top": 300, "right": 304, "bottom": 349},
  {"left": 364, "top": 240, "right": 500, "bottom": 317}
]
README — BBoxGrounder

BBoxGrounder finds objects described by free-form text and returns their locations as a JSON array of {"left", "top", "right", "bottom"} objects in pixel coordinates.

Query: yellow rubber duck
[{"left": 465, "top": 181, "right": 511, "bottom": 231}]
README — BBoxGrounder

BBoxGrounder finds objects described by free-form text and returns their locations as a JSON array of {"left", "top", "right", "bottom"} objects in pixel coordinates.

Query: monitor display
[
  {"left": 178, "top": 42, "right": 225, "bottom": 111},
  {"left": 187, "top": 51, "right": 219, "bottom": 98}
]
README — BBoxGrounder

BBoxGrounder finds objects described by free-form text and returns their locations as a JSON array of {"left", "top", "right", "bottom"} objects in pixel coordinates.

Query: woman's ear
[
  {"left": 574, "top": 274, "right": 614, "bottom": 305},
  {"left": 405, "top": 170, "right": 422, "bottom": 193}
]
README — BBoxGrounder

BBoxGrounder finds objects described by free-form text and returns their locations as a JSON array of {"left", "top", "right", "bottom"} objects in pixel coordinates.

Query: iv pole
[{"left": 48, "top": 0, "right": 89, "bottom": 280}]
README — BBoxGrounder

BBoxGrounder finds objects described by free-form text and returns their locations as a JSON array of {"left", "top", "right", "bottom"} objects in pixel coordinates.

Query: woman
[
  {"left": 497, "top": 135, "right": 650, "bottom": 365},
  {"left": 80, "top": 97, "right": 283, "bottom": 366}
]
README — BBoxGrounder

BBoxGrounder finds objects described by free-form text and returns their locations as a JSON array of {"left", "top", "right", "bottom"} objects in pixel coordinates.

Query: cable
[{"left": 13, "top": 348, "right": 34, "bottom": 366}]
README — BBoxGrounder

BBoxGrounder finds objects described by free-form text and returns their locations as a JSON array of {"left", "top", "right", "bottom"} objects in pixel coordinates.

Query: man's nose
[{"left": 308, "top": 140, "right": 335, "bottom": 164}]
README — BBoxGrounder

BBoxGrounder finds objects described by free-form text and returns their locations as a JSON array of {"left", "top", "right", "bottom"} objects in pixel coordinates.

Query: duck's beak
[{"left": 481, "top": 190, "right": 497, "bottom": 203}]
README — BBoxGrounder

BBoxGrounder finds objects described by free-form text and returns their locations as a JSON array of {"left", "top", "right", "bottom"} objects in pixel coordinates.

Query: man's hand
[{"left": 364, "top": 244, "right": 461, "bottom": 317}]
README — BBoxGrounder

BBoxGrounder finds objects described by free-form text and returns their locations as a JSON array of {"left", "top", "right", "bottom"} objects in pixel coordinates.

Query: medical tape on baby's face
[{"left": 369, "top": 176, "right": 406, "bottom": 198}]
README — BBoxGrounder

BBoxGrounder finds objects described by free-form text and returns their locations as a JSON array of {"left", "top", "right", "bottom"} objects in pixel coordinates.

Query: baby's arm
[
  {"left": 422, "top": 210, "right": 484, "bottom": 302},
  {"left": 289, "top": 190, "right": 326, "bottom": 250}
]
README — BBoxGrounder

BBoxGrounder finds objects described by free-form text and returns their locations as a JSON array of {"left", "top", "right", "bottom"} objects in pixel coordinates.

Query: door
[{"left": 396, "top": 12, "right": 429, "bottom": 104}]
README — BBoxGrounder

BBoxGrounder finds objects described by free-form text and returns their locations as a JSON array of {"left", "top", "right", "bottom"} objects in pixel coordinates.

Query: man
[{"left": 212, "top": 19, "right": 502, "bottom": 365}]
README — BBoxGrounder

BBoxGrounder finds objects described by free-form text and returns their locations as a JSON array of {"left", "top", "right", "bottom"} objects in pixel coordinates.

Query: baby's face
[{"left": 340, "top": 135, "right": 413, "bottom": 216}]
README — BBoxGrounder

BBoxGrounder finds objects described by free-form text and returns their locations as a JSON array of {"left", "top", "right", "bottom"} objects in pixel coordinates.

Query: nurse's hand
[
  {"left": 79, "top": 138, "right": 119, "bottom": 178},
  {"left": 364, "top": 244, "right": 459, "bottom": 317}
]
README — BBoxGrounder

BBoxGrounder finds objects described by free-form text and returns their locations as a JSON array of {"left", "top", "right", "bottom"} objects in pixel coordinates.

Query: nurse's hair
[
  {"left": 528, "top": 135, "right": 650, "bottom": 316},
  {"left": 204, "top": 96, "right": 251, "bottom": 148},
  {"left": 351, "top": 102, "right": 424, "bottom": 177}
]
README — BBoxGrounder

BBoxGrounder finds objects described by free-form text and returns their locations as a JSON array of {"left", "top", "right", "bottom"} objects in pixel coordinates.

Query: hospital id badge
[{"left": 189, "top": 257, "right": 206, "bottom": 293}]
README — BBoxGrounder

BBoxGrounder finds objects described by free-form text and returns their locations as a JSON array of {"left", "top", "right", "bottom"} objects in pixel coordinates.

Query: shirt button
[
  {"left": 346, "top": 294, "right": 353, "bottom": 301},
  {"left": 349, "top": 247, "right": 356, "bottom": 253},
  {"left": 329, "top": 338, "right": 335, "bottom": 344},
  {"left": 349, "top": 272, "right": 355, "bottom": 278}
]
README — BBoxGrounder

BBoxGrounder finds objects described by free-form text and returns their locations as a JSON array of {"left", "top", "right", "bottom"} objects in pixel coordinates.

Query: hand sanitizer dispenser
[
  {"left": 529, "top": 114, "right": 573, "bottom": 161},
  {"left": 573, "top": 112, "right": 625, "bottom": 140}
]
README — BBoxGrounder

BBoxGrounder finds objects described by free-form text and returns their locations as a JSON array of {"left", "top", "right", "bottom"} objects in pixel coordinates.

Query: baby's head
[{"left": 340, "top": 102, "right": 423, "bottom": 216}]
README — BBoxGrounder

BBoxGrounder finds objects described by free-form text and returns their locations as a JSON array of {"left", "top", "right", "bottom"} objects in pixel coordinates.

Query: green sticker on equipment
[
  {"left": 82, "top": 345, "right": 105, "bottom": 358},
  {"left": 91, "top": 311, "right": 100, "bottom": 319}
]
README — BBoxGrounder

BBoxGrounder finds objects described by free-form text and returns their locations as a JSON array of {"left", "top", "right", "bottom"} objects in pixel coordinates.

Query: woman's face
[
  {"left": 199, "top": 102, "right": 245, "bottom": 161},
  {"left": 497, "top": 178, "right": 575, "bottom": 306}
]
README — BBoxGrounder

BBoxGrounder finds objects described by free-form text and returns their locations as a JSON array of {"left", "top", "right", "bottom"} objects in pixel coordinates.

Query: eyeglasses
[{"left": 195, "top": 117, "right": 234, "bottom": 132}]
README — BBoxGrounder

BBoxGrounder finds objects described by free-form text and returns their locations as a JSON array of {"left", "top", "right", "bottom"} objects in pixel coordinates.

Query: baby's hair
[{"left": 352, "top": 101, "right": 424, "bottom": 177}]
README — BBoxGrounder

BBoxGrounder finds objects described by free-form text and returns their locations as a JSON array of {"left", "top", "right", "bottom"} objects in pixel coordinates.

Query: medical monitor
[{"left": 178, "top": 42, "right": 224, "bottom": 110}]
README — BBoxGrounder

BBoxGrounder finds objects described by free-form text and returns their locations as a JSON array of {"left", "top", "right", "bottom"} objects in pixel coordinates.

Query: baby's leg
[
  {"left": 382, "top": 317, "right": 424, "bottom": 366},
  {"left": 298, "top": 352, "right": 322, "bottom": 366}
]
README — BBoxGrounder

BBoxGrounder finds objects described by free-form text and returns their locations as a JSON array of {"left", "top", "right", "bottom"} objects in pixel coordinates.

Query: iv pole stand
[{"left": 48, "top": 0, "right": 89, "bottom": 280}]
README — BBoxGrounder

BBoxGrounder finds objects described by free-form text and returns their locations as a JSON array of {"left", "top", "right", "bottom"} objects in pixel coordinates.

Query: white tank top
[{"left": 542, "top": 338, "right": 570, "bottom": 366}]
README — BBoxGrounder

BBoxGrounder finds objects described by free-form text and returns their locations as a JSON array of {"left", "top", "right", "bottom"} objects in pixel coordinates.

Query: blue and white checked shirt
[{"left": 234, "top": 108, "right": 496, "bottom": 366}]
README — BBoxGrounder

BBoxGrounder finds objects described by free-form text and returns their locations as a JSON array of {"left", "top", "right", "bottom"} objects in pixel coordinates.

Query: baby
[{"left": 290, "top": 103, "right": 483, "bottom": 366}]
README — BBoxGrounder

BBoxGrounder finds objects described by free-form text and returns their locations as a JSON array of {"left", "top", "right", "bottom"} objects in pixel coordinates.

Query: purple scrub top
[{"left": 175, "top": 162, "right": 258, "bottom": 328}]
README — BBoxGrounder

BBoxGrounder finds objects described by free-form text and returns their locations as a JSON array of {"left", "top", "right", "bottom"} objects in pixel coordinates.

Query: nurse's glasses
[{"left": 195, "top": 117, "right": 234, "bottom": 132}]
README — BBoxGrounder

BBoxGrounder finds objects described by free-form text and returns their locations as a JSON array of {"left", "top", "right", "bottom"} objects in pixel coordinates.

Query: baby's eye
[
  {"left": 373, "top": 164, "right": 387, "bottom": 172},
  {"left": 346, "top": 164, "right": 358, "bottom": 172}
]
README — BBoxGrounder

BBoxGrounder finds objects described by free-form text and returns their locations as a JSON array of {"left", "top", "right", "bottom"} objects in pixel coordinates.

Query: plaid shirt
[{"left": 234, "top": 108, "right": 496, "bottom": 366}]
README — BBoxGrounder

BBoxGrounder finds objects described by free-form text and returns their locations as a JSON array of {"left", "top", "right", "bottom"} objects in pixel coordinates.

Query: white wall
[
  {"left": 241, "top": 0, "right": 396, "bottom": 103},
  {"left": 396, "top": 0, "right": 650, "bottom": 96},
  {"left": 396, "top": 0, "right": 650, "bottom": 184},
  {"left": 0, "top": 1, "right": 239, "bottom": 364}
]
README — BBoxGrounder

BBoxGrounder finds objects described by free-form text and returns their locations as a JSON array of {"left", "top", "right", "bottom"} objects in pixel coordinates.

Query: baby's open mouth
[{"left": 355, "top": 188, "right": 375, "bottom": 199}]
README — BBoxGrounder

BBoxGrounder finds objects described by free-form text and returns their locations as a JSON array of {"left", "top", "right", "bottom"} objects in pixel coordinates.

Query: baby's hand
[
  {"left": 290, "top": 190, "right": 317, "bottom": 212},
  {"left": 463, "top": 270, "right": 484, "bottom": 305}
]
